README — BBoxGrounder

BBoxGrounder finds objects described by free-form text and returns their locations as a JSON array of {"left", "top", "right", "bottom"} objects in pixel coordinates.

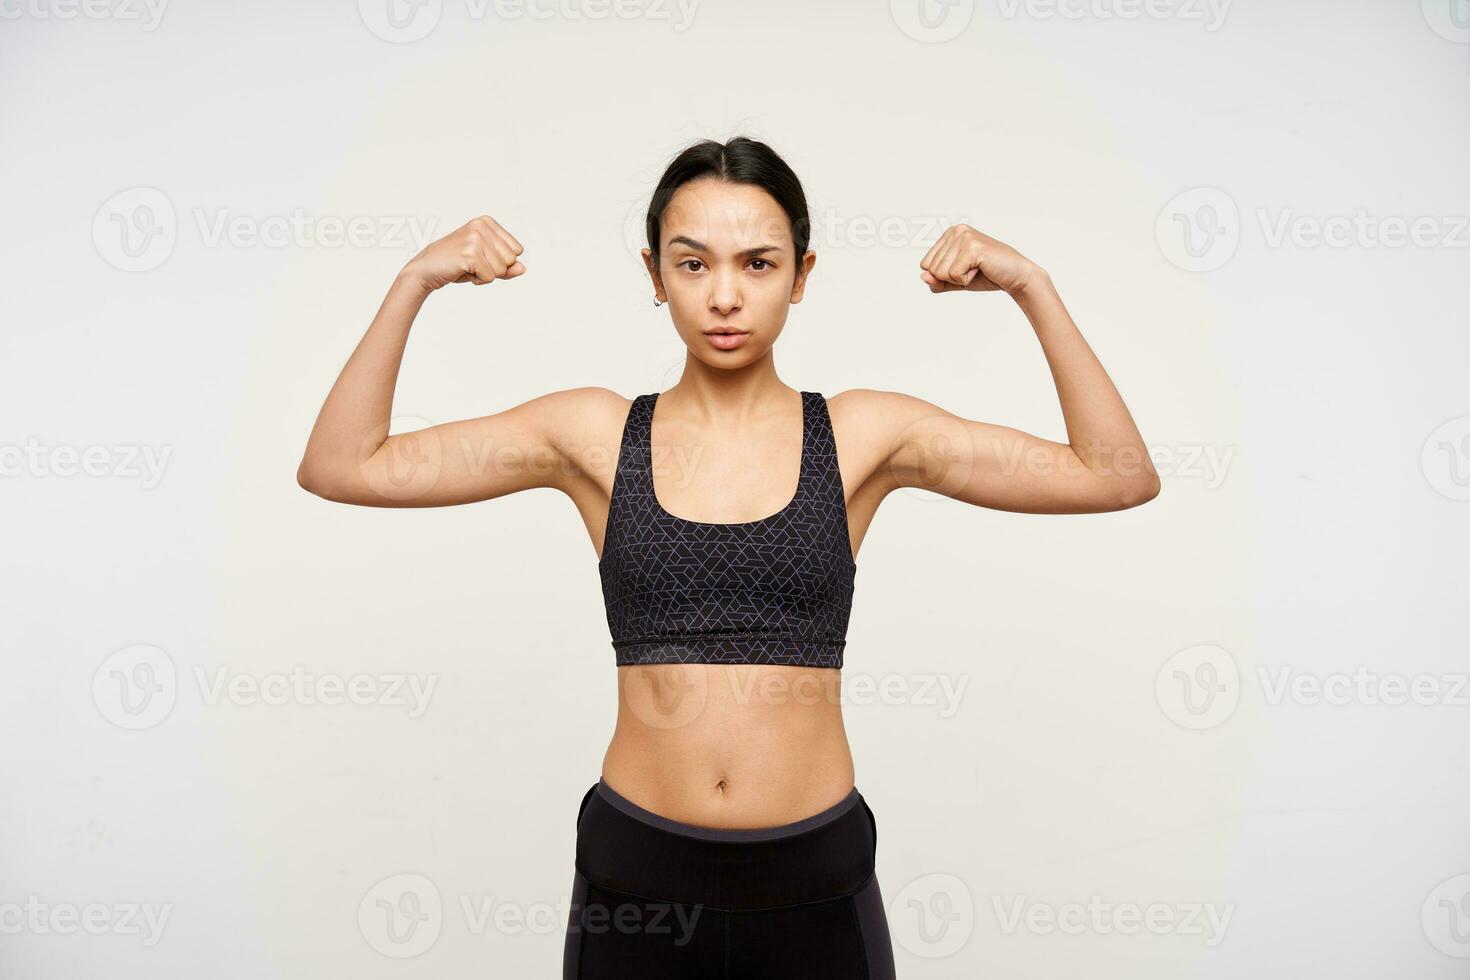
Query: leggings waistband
[
  {"left": 575, "top": 781, "right": 877, "bottom": 911},
  {"left": 591, "top": 779, "right": 863, "bottom": 842}
]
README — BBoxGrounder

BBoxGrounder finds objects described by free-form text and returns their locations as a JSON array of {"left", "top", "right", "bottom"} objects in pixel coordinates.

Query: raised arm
[
  {"left": 855, "top": 224, "right": 1160, "bottom": 515},
  {"left": 296, "top": 215, "right": 591, "bottom": 508}
]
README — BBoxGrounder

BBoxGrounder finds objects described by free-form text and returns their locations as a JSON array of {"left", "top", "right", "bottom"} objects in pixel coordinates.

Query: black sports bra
[{"left": 598, "top": 390, "right": 857, "bottom": 668}]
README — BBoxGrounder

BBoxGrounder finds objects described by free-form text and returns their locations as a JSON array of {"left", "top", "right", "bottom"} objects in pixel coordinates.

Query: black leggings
[{"left": 563, "top": 779, "right": 897, "bottom": 979}]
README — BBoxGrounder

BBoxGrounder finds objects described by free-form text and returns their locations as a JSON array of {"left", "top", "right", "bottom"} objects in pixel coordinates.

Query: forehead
[{"left": 661, "top": 178, "right": 791, "bottom": 250}]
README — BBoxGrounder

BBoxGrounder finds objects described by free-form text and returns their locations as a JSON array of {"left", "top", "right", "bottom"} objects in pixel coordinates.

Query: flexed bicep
[
  {"left": 302, "top": 387, "right": 603, "bottom": 508},
  {"left": 874, "top": 391, "right": 1157, "bottom": 515}
]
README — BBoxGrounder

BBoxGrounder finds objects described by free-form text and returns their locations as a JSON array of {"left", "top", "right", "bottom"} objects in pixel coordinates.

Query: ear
[
  {"left": 640, "top": 248, "right": 666, "bottom": 303},
  {"left": 789, "top": 251, "right": 817, "bottom": 304}
]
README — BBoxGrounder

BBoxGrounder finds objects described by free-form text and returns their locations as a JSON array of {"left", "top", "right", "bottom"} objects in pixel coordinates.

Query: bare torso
[
  {"left": 601, "top": 664, "right": 856, "bottom": 828},
  {"left": 572, "top": 388, "right": 883, "bottom": 829}
]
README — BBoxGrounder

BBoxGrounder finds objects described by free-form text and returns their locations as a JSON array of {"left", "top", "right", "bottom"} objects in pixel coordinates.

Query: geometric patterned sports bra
[{"left": 598, "top": 390, "right": 857, "bottom": 669}]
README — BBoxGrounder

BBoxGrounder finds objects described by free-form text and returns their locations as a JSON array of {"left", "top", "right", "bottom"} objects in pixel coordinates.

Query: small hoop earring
[{"left": 653, "top": 298, "right": 664, "bottom": 307}]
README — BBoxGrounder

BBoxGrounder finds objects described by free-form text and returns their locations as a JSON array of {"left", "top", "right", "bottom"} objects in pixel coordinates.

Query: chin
[{"left": 691, "top": 346, "right": 765, "bottom": 369}]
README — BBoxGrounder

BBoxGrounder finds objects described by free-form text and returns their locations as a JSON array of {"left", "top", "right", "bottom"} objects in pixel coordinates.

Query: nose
[{"left": 708, "top": 266, "right": 742, "bottom": 316}]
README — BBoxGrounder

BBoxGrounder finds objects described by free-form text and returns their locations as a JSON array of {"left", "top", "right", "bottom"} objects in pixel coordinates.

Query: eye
[
  {"left": 749, "top": 259, "right": 772, "bottom": 271},
  {"left": 679, "top": 259, "right": 705, "bottom": 272}
]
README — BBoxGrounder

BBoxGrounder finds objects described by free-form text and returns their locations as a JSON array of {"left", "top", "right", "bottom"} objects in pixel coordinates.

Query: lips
[{"left": 703, "top": 328, "right": 750, "bottom": 351}]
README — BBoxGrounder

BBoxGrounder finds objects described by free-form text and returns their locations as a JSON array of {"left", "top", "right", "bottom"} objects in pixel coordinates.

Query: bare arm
[
  {"left": 296, "top": 215, "right": 593, "bottom": 507},
  {"left": 859, "top": 224, "right": 1160, "bottom": 514}
]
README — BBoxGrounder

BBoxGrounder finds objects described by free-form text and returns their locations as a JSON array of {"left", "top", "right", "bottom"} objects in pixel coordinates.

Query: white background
[{"left": 3, "top": 0, "right": 1468, "bottom": 976}]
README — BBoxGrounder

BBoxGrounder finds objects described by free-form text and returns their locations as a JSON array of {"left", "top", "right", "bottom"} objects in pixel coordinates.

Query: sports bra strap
[
  {"left": 607, "top": 392, "right": 656, "bottom": 506},
  {"left": 609, "top": 391, "right": 842, "bottom": 514},
  {"left": 800, "top": 390, "right": 843, "bottom": 499}
]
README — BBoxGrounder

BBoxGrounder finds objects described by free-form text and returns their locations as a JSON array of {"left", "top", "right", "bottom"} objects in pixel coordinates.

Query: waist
[
  {"left": 574, "top": 778, "right": 875, "bottom": 910},
  {"left": 604, "top": 662, "right": 854, "bottom": 826}
]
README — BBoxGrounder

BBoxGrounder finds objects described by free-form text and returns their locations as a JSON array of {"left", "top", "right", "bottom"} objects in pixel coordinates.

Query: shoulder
[
  {"left": 507, "top": 386, "right": 636, "bottom": 489},
  {"left": 825, "top": 388, "right": 978, "bottom": 480},
  {"left": 519, "top": 385, "right": 628, "bottom": 420},
  {"left": 530, "top": 386, "right": 636, "bottom": 436},
  {"left": 826, "top": 387, "right": 952, "bottom": 435}
]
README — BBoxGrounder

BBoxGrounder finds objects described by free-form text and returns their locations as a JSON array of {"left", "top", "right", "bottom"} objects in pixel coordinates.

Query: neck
[{"left": 665, "top": 350, "right": 794, "bottom": 423}]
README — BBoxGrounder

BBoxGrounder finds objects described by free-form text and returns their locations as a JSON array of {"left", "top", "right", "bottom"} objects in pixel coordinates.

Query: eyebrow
[{"left": 667, "top": 235, "right": 783, "bottom": 258}]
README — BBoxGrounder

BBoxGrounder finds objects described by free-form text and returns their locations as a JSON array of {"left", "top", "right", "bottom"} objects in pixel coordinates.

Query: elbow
[
  {"left": 1113, "top": 472, "right": 1161, "bottom": 510},
  {"left": 296, "top": 460, "right": 320, "bottom": 496},
  {"left": 296, "top": 458, "right": 334, "bottom": 499}
]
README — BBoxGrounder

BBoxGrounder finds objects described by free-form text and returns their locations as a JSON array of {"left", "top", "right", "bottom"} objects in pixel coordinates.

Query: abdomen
[{"left": 601, "top": 662, "right": 856, "bottom": 828}]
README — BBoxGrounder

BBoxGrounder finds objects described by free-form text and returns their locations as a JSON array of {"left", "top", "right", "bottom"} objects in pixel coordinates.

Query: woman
[{"left": 297, "top": 136, "right": 1160, "bottom": 979}]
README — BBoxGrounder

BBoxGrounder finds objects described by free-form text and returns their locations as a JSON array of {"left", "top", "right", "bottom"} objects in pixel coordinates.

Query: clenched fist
[
  {"left": 404, "top": 215, "right": 525, "bottom": 292},
  {"left": 919, "top": 224, "right": 1040, "bottom": 296}
]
